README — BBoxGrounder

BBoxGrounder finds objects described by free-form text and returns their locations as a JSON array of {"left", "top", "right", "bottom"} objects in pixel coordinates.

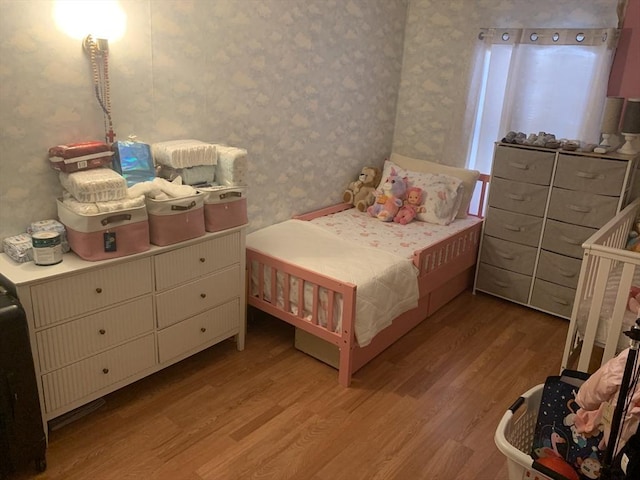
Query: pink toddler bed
[{"left": 247, "top": 173, "right": 489, "bottom": 386}]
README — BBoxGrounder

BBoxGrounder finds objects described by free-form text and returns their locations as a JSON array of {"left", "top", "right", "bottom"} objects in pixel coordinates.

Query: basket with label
[
  {"left": 145, "top": 193, "right": 206, "bottom": 246},
  {"left": 199, "top": 186, "right": 248, "bottom": 232}
]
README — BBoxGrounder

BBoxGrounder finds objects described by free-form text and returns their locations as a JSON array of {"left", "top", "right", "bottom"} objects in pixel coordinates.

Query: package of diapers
[
  {"left": 214, "top": 145, "right": 247, "bottom": 186},
  {"left": 59, "top": 168, "right": 128, "bottom": 203},
  {"left": 151, "top": 139, "right": 217, "bottom": 169},
  {"left": 2, "top": 233, "right": 33, "bottom": 263}
]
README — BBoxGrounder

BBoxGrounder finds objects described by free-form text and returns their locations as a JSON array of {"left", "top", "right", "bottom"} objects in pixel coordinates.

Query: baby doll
[
  {"left": 393, "top": 187, "right": 424, "bottom": 225},
  {"left": 629, "top": 286, "right": 640, "bottom": 317}
]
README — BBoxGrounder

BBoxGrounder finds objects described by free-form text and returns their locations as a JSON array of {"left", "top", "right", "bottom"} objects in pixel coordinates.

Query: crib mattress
[{"left": 246, "top": 218, "right": 420, "bottom": 347}]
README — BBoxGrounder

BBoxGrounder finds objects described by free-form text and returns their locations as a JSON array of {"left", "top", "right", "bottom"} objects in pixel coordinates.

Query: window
[{"left": 465, "top": 28, "right": 619, "bottom": 175}]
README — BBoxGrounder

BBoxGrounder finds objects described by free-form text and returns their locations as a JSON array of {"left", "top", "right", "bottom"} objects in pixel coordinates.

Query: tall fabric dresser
[{"left": 474, "top": 143, "right": 639, "bottom": 319}]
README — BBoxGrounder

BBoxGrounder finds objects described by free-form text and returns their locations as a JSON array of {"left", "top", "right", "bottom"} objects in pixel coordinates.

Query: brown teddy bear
[{"left": 343, "top": 166, "right": 382, "bottom": 212}]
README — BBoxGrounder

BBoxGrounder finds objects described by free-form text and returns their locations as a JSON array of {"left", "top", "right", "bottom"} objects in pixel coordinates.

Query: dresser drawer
[
  {"left": 488, "top": 178, "right": 549, "bottom": 216},
  {"left": 480, "top": 236, "right": 537, "bottom": 276},
  {"left": 157, "top": 299, "right": 240, "bottom": 364},
  {"left": 475, "top": 263, "right": 531, "bottom": 303},
  {"left": 36, "top": 296, "right": 154, "bottom": 373},
  {"left": 492, "top": 146, "right": 555, "bottom": 185},
  {"left": 555, "top": 154, "right": 628, "bottom": 195},
  {"left": 483, "top": 207, "right": 543, "bottom": 247},
  {"left": 154, "top": 231, "right": 241, "bottom": 291},
  {"left": 536, "top": 250, "right": 582, "bottom": 289},
  {"left": 530, "top": 279, "right": 575, "bottom": 318},
  {"left": 541, "top": 220, "right": 597, "bottom": 259},
  {"left": 156, "top": 265, "right": 240, "bottom": 329},
  {"left": 31, "top": 258, "right": 152, "bottom": 328},
  {"left": 547, "top": 188, "right": 619, "bottom": 229},
  {"left": 41, "top": 333, "right": 156, "bottom": 413}
]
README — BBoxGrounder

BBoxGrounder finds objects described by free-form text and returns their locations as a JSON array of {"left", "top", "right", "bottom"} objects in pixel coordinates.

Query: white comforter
[{"left": 246, "top": 219, "right": 420, "bottom": 347}]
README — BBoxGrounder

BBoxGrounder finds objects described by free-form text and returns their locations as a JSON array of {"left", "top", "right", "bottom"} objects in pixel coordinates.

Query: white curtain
[{"left": 465, "top": 28, "right": 619, "bottom": 175}]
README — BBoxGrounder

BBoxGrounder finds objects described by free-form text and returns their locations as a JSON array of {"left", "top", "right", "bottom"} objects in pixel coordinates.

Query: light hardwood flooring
[{"left": 10, "top": 290, "right": 569, "bottom": 480}]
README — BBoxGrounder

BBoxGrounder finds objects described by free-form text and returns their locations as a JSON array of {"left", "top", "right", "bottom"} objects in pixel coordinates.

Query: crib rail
[{"left": 562, "top": 198, "right": 640, "bottom": 372}]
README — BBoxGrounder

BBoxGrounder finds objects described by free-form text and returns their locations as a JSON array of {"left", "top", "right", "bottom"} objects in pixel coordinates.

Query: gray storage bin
[
  {"left": 475, "top": 263, "right": 532, "bottom": 304},
  {"left": 483, "top": 207, "right": 543, "bottom": 247},
  {"left": 530, "top": 278, "right": 575, "bottom": 319},
  {"left": 492, "top": 145, "right": 555, "bottom": 185},
  {"left": 555, "top": 154, "right": 627, "bottom": 196},
  {"left": 547, "top": 187, "right": 619, "bottom": 229},
  {"left": 536, "top": 250, "right": 582, "bottom": 289},
  {"left": 480, "top": 236, "right": 537, "bottom": 276},
  {"left": 541, "top": 220, "right": 597, "bottom": 259},
  {"left": 488, "top": 177, "right": 549, "bottom": 217}
]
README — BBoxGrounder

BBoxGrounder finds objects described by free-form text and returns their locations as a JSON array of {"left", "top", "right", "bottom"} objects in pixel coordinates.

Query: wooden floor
[{"left": 10, "top": 291, "right": 569, "bottom": 480}]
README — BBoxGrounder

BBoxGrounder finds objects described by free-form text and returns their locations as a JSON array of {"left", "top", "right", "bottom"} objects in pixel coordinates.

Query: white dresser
[
  {"left": 474, "top": 143, "right": 638, "bottom": 318},
  {"left": 0, "top": 226, "right": 246, "bottom": 435}
]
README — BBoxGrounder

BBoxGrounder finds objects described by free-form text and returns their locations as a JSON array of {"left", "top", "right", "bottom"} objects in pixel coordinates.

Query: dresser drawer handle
[
  {"left": 96, "top": 287, "right": 103, "bottom": 294},
  {"left": 506, "top": 193, "right": 525, "bottom": 201},
  {"left": 576, "top": 171, "right": 597, "bottom": 179},
  {"left": 200, "top": 293, "right": 207, "bottom": 298},
  {"left": 497, "top": 251, "right": 515, "bottom": 260},
  {"left": 559, "top": 269, "right": 576, "bottom": 278},
  {"left": 508, "top": 162, "right": 529, "bottom": 170},
  {"left": 199, "top": 257, "right": 206, "bottom": 263},
  {"left": 99, "top": 329, "right": 106, "bottom": 335},
  {"left": 504, "top": 224, "right": 522, "bottom": 232},
  {"left": 551, "top": 296, "right": 569, "bottom": 306},
  {"left": 493, "top": 280, "right": 509, "bottom": 288},
  {"left": 559, "top": 235, "right": 581, "bottom": 246},
  {"left": 200, "top": 327, "right": 206, "bottom": 333},
  {"left": 102, "top": 368, "right": 109, "bottom": 374},
  {"left": 568, "top": 204, "right": 591, "bottom": 213}
]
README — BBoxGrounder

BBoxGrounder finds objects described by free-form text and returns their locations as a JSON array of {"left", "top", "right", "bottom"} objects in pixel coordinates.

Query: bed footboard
[{"left": 246, "top": 249, "right": 358, "bottom": 386}]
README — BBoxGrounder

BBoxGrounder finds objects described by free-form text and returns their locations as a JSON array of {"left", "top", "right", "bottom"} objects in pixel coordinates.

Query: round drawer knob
[
  {"left": 199, "top": 257, "right": 206, "bottom": 263},
  {"left": 200, "top": 327, "right": 206, "bottom": 333},
  {"left": 99, "top": 329, "right": 106, "bottom": 335},
  {"left": 102, "top": 368, "right": 109, "bottom": 374},
  {"left": 200, "top": 293, "right": 206, "bottom": 298},
  {"left": 96, "top": 287, "right": 103, "bottom": 294}
]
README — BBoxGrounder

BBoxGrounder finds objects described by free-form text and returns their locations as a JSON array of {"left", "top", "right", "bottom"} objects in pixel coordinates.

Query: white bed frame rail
[{"left": 562, "top": 198, "right": 640, "bottom": 372}]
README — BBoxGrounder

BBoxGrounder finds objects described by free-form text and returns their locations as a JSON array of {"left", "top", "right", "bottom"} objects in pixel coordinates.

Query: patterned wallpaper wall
[{"left": 0, "top": 0, "right": 621, "bottom": 242}]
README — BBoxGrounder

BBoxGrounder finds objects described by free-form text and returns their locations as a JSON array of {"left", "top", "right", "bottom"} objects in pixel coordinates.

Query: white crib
[{"left": 561, "top": 198, "right": 640, "bottom": 373}]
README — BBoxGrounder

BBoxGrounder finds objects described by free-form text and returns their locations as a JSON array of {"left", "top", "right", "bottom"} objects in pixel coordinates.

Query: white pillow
[
  {"left": 378, "top": 160, "right": 463, "bottom": 225},
  {"left": 389, "top": 153, "right": 480, "bottom": 219}
]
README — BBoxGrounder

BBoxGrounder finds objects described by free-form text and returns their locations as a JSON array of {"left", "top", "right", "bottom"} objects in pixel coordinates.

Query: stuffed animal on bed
[
  {"left": 367, "top": 167, "right": 408, "bottom": 222},
  {"left": 394, "top": 187, "right": 424, "bottom": 225},
  {"left": 343, "top": 166, "right": 382, "bottom": 212},
  {"left": 626, "top": 220, "right": 640, "bottom": 252}
]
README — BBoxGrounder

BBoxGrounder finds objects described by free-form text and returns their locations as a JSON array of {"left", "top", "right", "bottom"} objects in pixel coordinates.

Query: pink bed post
[{"left": 338, "top": 287, "right": 357, "bottom": 387}]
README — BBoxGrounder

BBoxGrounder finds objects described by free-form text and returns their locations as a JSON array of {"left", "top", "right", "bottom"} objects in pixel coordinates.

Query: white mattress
[{"left": 246, "top": 218, "right": 421, "bottom": 347}]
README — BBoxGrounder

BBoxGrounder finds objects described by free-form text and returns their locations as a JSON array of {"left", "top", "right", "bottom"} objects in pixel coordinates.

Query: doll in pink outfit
[
  {"left": 574, "top": 347, "right": 640, "bottom": 456},
  {"left": 393, "top": 187, "right": 424, "bottom": 225}
]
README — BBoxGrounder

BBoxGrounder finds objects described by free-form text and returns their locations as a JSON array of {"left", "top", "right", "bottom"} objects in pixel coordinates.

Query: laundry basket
[{"left": 494, "top": 384, "right": 552, "bottom": 480}]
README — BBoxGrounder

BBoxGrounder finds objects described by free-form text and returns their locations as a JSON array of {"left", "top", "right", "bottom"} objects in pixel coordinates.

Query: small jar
[{"left": 32, "top": 231, "right": 63, "bottom": 266}]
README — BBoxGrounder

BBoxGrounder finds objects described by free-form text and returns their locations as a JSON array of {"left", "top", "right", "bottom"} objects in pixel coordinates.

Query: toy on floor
[
  {"left": 367, "top": 167, "right": 408, "bottom": 222},
  {"left": 394, "top": 187, "right": 424, "bottom": 225},
  {"left": 343, "top": 166, "right": 382, "bottom": 212}
]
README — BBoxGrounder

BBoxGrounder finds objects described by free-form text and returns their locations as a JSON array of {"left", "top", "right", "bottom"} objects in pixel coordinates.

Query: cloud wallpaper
[{"left": 0, "top": 0, "right": 619, "bottom": 242}]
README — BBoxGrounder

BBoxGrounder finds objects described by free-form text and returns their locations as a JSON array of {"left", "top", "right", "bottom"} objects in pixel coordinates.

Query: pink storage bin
[
  {"left": 57, "top": 200, "right": 150, "bottom": 261},
  {"left": 145, "top": 193, "right": 205, "bottom": 246},
  {"left": 200, "top": 186, "right": 248, "bottom": 232}
]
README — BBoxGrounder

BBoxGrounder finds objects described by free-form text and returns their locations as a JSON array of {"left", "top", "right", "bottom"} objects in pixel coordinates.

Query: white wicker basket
[{"left": 494, "top": 384, "right": 555, "bottom": 480}]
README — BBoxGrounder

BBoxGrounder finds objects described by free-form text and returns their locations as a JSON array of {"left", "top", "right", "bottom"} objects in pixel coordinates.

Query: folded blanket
[{"left": 151, "top": 139, "right": 217, "bottom": 168}]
